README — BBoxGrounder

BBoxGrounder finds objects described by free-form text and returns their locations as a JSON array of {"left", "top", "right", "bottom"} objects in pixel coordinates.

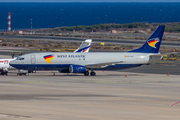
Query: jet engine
[{"left": 69, "top": 65, "right": 86, "bottom": 73}]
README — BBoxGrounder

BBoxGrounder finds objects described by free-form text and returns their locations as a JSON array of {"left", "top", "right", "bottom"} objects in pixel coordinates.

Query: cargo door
[{"left": 31, "top": 55, "right": 36, "bottom": 64}]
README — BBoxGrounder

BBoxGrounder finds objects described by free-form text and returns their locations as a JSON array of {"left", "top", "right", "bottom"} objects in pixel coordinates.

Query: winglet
[{"left": 128, "top": 25, "right": 165, "bottom": 53}]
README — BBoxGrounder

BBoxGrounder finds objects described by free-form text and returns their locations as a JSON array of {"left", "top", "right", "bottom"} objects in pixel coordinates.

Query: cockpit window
[
  {"left": 16, "top": 57, "right": 20, "bottom": 60},
  {"left": 16, "top": 57, "right": 24, "bottom": 60}
]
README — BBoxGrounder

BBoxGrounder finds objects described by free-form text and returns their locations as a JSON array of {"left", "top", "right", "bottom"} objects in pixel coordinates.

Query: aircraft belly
[
  {"left": 97, "top": 64, "right": 142, "bottom": 70},
  {"left": 12, "top": 64, "right": 70, "bottom": 71}
]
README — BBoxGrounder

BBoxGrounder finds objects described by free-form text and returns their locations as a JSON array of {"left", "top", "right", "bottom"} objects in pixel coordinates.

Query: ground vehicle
[{"left": 0, "top": 69, "right": 8, "bottom": 76}]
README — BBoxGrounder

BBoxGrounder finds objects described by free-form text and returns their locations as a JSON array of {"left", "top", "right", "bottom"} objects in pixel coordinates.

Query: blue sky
[{"left": 0, "top": 0, "right": 180, "bottom": 2}]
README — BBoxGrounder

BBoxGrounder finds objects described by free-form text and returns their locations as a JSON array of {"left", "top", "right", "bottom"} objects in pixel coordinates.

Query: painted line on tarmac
[
  {"left": 171, "top": 101, "right": 180, "bottom": 106},
  {"left": 0, "top": 113, "right": 31, "bottom": 118},
  {"left": 13, "top": 81, "right": 54, "bottom": 84},
  {"left": 119, "top": 102, "right": 167, "bottom": 106},
  {"left": 85, "top": 80, "right": 160, "bottom": 84}
]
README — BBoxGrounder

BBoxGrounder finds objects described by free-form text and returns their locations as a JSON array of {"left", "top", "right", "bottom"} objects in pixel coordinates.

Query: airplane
[
  {"left": 0, "top": 59, "right": 15, "bottom": 69},
  {"left": 0, "top": 58, "right": 15, "bottom": 75},
  {"left": 0, "top": 39, "right": 92, "bottom": 75},
  {"left": 10, "top": 25, "right": 165, "bottom": 76}
]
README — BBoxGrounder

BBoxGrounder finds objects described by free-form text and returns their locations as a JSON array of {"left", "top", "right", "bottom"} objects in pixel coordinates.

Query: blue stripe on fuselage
[{"left": 11, "top": 64, "right": 142, "bottom": 71}]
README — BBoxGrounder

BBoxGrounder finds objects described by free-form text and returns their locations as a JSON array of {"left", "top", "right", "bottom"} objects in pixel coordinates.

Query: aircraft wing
[{"left": 85, "top": 61, "right": 123, "bottom": 69}]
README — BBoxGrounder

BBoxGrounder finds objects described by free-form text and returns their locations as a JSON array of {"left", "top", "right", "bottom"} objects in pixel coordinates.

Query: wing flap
[{"left": 86, "top": 61, "right": 123, "bottom": 69}]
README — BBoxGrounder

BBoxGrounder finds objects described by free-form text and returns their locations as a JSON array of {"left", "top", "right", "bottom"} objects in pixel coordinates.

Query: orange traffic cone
[{"left": 125, "top": 73, "right": 127, "bottom": 77}]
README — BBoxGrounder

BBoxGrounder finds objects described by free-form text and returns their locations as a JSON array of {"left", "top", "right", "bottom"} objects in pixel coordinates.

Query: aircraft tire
[
  {"left": 90, "top": 72, "right": 96, "bottom": 76},
  {"left": 84, "top": 71, "right": 89, "bottom": 76}
]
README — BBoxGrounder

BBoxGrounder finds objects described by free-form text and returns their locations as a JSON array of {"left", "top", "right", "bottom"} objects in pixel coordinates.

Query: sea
[{"left": 0, "top": 2, "right": 180, "bottom": 30}]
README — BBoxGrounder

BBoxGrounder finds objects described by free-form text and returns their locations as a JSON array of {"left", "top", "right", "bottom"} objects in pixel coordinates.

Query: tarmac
[{"left": 0, "top": 71, "right": 180, "bottom": 120}]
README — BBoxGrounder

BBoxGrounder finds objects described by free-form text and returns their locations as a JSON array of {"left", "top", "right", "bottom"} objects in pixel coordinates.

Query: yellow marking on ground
[
  {"left": 154, "top": 61, "right": 175, "bottom": 63},
  {"left": 101, "top": 42, "right": 105, "bottom": 45},
  {"left": 67, "top": 49, "right": 76, "bottom": 50}
]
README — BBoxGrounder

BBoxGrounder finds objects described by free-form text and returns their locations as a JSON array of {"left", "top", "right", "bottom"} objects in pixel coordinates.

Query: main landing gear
[
  {"left": 84, "top": 71, "right": 89, "bottom": 76},
  {"left": 28, "top": 70, "right": 35, "bottom": 73},
  {"left": 90, "top": 71, "right": 96, "bottom": 76},
  {"left": 17, "top": 73, "right": 29, "bottom": 76},
  {"left": 84, "top": 70, "right": 96, "bottom": 76}
]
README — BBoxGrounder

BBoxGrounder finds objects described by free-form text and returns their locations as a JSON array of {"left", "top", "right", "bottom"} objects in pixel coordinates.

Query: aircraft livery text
[{"left": 57, "top": 55, "right": 86, "bottom": 58}]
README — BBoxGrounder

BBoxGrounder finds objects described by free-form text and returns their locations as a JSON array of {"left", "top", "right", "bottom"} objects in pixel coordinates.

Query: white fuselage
[{"left": 9, "top": 52, "right": 161, "bottom": 71}]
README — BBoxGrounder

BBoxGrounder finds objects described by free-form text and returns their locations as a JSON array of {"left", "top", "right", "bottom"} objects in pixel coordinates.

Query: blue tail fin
[{"left": 128, "top": 25, "right": 165, "bottom": 53}]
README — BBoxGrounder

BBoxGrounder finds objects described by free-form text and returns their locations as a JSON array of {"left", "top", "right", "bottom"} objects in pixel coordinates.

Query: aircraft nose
[
  {"left": 9, "top": 60, "right": 14, "bottom": 66},
  {"left": 9, "top": 60, "right": 18, "bottom": 67},
  {"left": 10, "top": 60, "right": 25, "bottom": 70}
]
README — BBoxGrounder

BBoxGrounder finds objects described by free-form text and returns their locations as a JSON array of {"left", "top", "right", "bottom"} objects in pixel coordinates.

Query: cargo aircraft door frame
[{"left": 31, "top": 55, "right": 36, "bottom": 64}]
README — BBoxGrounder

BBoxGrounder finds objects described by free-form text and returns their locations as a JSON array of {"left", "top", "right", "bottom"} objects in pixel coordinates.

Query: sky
[{"left": 0, "top": 0, "right": 180, "bottom": 2}]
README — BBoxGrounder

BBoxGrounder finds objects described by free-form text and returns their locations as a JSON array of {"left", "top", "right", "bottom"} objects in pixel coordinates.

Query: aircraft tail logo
[
  {"left": 43, "top": 54, "right": 55, "bottom": 64},
  {"left": 147, "top": 38, "right": 159, "bottom": 48},
  {"left": 76, "top": 46, "right": 90, "bottom": 53},
  {"left": 74, "top": 39, "right": 92, "bottom": 53}
]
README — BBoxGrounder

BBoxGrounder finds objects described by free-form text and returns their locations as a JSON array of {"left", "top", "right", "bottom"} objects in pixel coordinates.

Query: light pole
[
  {"left": 8, "top": 12, "right": 11, "bottom": 33},
  {"left": 31, "top": 19, "right": 32, "bottom": 34}
]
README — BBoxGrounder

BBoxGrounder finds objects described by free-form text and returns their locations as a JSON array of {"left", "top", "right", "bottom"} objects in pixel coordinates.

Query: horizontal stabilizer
[{"left": 149, "top": 52, "right": 177, "bottom": 57}]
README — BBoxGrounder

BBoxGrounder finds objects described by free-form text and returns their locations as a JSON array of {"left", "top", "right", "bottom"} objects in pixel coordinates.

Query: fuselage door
[{"left": 31, "top": 55, "right": 36, "bottom": 64}]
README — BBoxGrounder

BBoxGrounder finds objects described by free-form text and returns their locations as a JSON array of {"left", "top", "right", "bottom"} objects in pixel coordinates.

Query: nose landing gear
[{"left": 17, "top": 69, "right": 29, "bottom": 76}]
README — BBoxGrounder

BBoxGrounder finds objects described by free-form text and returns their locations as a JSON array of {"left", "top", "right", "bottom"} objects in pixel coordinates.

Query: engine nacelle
[{"left": 69, "top": 65, "right": 86, "bottom": 73}]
